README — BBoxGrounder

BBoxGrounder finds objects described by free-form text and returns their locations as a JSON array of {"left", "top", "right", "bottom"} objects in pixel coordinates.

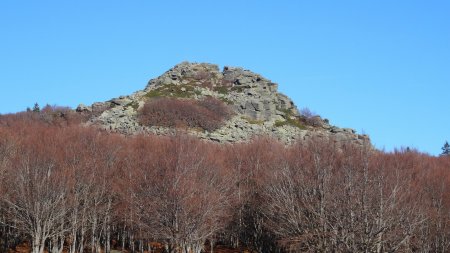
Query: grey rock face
[
  {"left": 76, "top": 104, "right": 91, "bottom": 112},
  {"left": 83, "top": 62, "right": 370, "bottom": 147}
]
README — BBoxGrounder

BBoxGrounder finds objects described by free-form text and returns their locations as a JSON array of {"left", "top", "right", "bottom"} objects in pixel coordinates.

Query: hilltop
[{"left": 77, "top": 62, "right": 369, "bottom": 146}]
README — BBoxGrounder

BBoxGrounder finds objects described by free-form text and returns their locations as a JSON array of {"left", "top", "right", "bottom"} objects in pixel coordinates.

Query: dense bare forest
[{"left": 0, "top": 110, "right": 449, "bottom": 253}]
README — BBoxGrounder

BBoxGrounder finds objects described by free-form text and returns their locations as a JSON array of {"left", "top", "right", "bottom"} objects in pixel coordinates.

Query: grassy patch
[
  {"left": 214, "top": 86, "right": 230, "bottom": 95},
  {"left": 242, "top": 116, "right": 264, "bottom": 125},
  {"left": 274, "top": 120, "right": 287, "bottom": 127},
  {"left": 194, "top": 89, "right": 202, "bottom": 96},
  {"left": 231, "top": 86, "right": 244, "bottom": 93},
  {"left": 274, "top": 118, "right": 306, "bottom": 130},
  {"left": 287, "top": 117, "right": 306, "bottom": 129},
  {"left": 277, "top": 108, "right": 293, "bottom": 116},
  {"left": 145, "top": 84, "right": 196, "bottom": 99},
  {"left": 145, "top": 89, "right": 165, "bottom": 98},
  {"left": 219, "top": 97, "right": 233, "bottom": 105},
  {"left": 124, "top": 101, "right": 140, "bottom": 110}
]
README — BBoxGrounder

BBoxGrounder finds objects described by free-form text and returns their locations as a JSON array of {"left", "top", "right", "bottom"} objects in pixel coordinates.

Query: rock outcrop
[{"left": 80, "top": 62, "right": 370, "bottom": 146}]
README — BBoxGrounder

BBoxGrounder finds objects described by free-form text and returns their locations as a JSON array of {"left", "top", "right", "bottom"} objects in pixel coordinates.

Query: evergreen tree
[
  {"left": 441, "top": 141, "right": 450, "bottom": 156},
  {"left": 32, "top": 103, "right": 40, "bottom": 112}
]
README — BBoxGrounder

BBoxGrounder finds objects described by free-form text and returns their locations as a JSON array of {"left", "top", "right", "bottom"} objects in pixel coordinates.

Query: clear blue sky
[{"left": 1, "top": 1, "right": 449, "bottom": 155}]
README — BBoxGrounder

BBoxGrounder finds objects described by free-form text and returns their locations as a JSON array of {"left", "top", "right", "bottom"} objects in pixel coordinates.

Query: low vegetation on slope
[
  {"left": 137, "top": 97, "right": 233, "bottom": 131},
  {"left": 0, "top": 113, "right": 449, "bottom": 253}
]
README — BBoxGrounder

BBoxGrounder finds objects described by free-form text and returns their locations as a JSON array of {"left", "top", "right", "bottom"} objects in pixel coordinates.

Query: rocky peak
[
  {"left": 80, "top": 62, "right": 370, "bottom": 146},
  {"left": 145, "top": 62, "right": 298, "bottom": 121},
  {"left": 146, "top": 62, "right": 222, "bottom": 89}
]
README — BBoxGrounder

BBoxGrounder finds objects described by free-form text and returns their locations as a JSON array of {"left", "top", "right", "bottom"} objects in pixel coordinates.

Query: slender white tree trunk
[
  {"left": 78, "top": 223, "right": 85, "bottom": 253},
  {"left": 91, "top": 212, "right": 97, "bottom": 253}
]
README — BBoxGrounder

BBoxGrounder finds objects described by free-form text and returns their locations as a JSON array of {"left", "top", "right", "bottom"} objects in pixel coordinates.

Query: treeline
[{"left": 0, "top": 112, "right": 449, "bottom": 253}]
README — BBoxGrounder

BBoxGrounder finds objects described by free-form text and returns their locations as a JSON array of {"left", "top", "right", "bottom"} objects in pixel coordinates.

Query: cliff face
[{"left": 78, "top": 62, "right": 369, "bottom": 146}]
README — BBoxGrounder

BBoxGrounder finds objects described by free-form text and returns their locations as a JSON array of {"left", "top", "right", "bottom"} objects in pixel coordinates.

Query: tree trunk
[
  {"left": 78, "top": 224, "right": 86, "bottom": 253},
  {"left": 91, "top": 213, "right": 97, "bottom": 253},
  {"left": 32, "top": 235, "right": 46, "bottom": 253}
]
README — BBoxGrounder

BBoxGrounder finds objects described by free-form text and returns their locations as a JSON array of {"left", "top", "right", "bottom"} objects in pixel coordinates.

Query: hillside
[
  {"left": 1, "top": 63, "right": 449, "bottom": 253},
  {"left": 77, "top": 62, "right": 369, "bottom": 146}
]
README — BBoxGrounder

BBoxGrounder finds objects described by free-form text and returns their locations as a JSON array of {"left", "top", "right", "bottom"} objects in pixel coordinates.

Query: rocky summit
[{"left": 78, "top": 62, "right": 369, "bottom": 145}]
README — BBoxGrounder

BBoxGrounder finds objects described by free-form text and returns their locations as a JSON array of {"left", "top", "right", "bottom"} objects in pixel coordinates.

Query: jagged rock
[
  {"left": 76, "top": 104, "right": 91, "bottom": 112},
  {"left": 146, "top": 62, "right": 222, "bottom": 90},
  {"left": 82, "top": 62, "right": 370, "bottom": 147},
  {"left": 91, "top": 102, "right": 111, "bottom": 115},
  {"left": 110, "top": 97, "right": 132, "bottom": 106},
  {"left": 277, "top": 94, "right": 297, "bottom": 113}
]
